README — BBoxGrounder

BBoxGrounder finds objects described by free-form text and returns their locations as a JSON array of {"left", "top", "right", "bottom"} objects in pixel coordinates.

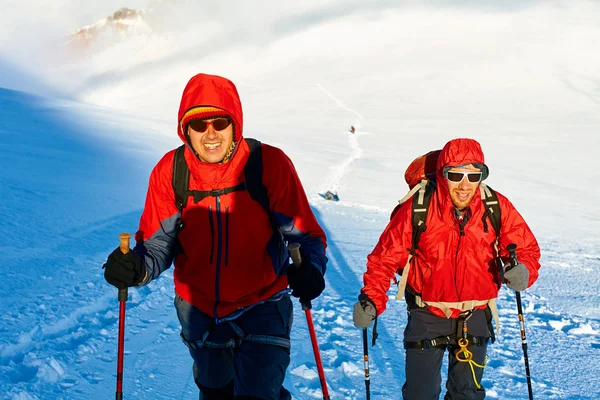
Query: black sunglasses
[
  {"left": 445, "top": 171, "right": 483, "bottom": 183},
  {"left": 188, "top": 118, "right": 231, "bottom": 133}
]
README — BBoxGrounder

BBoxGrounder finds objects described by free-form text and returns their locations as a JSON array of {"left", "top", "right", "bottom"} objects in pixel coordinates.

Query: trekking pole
[
  {"left": 506, "top": 243, "right": 534, "bottom": 400},
  {"left": 288, "top": 243, "right": 331, "bottom": 400},
  {"left": 357, "top": 297, "right": 371, "bottom": 400},
  {"left": 115, "top": 233, "right": 131, "bottom": 400}
]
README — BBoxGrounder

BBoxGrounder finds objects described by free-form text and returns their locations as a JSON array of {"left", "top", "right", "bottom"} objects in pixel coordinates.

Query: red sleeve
[
  {"left": 135, "top": 150, "right": 181, "bottom": 283},
  {"left": 362, "top": 200, "right": 413, "bottom": 315},
  {"left": 137, "top": 151, "right": 179, "bottom": 240}
]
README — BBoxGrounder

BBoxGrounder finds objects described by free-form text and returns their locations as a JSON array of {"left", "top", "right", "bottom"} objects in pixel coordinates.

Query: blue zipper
[
  {"left": 208, "top": 206, "right": 214, "bottom": 264},
  {"left": 213, "top": 196, "right": 223, "bottom": 319},
  {"left": 225, "top": 205, "right": 230, "bottom": 266}
]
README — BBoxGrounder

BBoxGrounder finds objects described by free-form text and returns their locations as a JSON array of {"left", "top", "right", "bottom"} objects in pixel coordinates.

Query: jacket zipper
[
  {"left": 208, "top": 206, "right": 215, "bottom": 264},
  {"left": 454, "top": 213, "right": 466, "bottom": 301},
  {"left": 213, "top": 196, "right": 224, "bottom": 319},
  {"left": 225, "top": 205, "right": 230, "bottom": 267}
]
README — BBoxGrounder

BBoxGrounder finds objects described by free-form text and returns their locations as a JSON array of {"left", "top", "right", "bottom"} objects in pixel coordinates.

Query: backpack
[
  {"left": 394, "top": 150, "right": 503, "bottom": 299},
  {"left": 172, "top": 138, "right": 270, "bottom": 213}
]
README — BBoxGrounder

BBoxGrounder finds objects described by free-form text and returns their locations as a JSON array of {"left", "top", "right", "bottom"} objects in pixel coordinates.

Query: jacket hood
[
  {"left": 436, "top": 138, "right": 489, "bottom": 181},
  {"left": 434, "top": 138, "right": 489, "bottom": 215},
  {"left": 177, "top": 73, "right": 244, "bottom": 144}
]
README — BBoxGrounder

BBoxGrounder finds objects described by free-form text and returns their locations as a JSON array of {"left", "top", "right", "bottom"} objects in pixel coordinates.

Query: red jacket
[
  {"left": 362, "top": 138, "right": 540, "bottom": 318},
  {"left": 134, "top": 74, "right": 327, "bottom": 319}
]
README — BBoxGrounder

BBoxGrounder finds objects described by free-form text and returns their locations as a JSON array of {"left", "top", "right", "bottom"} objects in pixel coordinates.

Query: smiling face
[
  {"left": 445, "top": 164, "right": 482, "bottom": 210},
  {"left": 187, "top": 118, "right": 234, "bottom": 163}
]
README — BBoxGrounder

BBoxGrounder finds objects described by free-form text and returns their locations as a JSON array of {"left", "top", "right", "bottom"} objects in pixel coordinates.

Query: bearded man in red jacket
[
  {"left": 353, "top": 138, "right": 540, "bottom": 399},
  {"left": 103, "top": 73, "right": 328, "bottom": 400}
]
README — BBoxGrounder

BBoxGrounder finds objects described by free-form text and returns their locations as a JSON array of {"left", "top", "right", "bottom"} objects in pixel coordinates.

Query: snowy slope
[{"left": 1, "top": 1, "right": 600, "bottom": 399}]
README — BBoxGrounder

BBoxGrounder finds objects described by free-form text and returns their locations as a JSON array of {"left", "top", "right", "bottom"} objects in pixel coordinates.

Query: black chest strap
[{"left": 172, "top": 138, "right": 269, "bottom": 213}]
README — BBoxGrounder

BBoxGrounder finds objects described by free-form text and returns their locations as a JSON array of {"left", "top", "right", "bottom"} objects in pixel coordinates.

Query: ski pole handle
[
  {"left": 117, "top": 233, "right": 131, "bottom": 302},
  {"left": 287, "top": 243, "right": 312, "bottom": 311},
  {"left": 358, "top": 293, "right": 370, "bottom": 306},
  {"left": 119, "top": 233, "right": 131, "bottom": 254},
  {"left": 506, "top": 243, "right": 518, "bottom": 272},
  {"left": 288, "top": 242, "right": 302, "bottom": 267}
]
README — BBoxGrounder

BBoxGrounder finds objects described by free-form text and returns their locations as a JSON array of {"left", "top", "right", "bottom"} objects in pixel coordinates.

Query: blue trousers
[
  {"left": 402, "top": 306, "right": 491, "bottom": 400},
  {"left": 174, "top": 294, "right": 293, "bottom": 400}
]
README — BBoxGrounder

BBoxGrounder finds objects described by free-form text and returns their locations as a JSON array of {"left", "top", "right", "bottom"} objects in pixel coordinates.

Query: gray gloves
[
  {"left": 353, "top": 295, "right": 377, "bottom": 328},
  {"left": 504, "top": 262, "right": 529, "bottom": 291}
]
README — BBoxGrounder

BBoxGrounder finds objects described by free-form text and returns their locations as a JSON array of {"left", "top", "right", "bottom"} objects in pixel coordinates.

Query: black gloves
[
  {"left": 103, "top": 247, "right": 146, "bottom": 289},
  {"left": 287, "top": 257, "right": 325, "bottom": 305}
]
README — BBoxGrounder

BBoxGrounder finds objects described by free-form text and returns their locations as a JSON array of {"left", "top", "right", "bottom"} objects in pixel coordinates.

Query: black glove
[
  {"left": 287, "top": 259, "right": 325, "bottom": 305},
  {"left": 103, "top": 247, "right": 146, "bottom": 289}
]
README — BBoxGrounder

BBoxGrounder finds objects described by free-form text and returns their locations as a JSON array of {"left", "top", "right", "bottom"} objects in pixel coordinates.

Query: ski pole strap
[{"left": 372, "top": 316, "right": 379, "bottom": 347}]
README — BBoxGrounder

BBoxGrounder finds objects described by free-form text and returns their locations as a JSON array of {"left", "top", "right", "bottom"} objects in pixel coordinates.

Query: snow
[{"left": 1, "top": 1, "right": 600, "bottom": 399}]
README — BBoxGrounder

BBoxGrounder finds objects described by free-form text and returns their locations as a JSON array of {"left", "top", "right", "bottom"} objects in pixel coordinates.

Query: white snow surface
[{"left": 1, "top": 1, "right": 600, "bottom": 399}]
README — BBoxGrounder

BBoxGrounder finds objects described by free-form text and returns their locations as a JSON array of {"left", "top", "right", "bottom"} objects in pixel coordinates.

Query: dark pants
[
  {"left": 174, "top": 295, "right": 293, "bottom": 400},
  {"left": 402, "top": 307, "right": 491, "bottom": 400}
]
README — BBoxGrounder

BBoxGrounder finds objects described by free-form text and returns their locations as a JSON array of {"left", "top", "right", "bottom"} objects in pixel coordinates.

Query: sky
[{"left": 1, "top": 1, "right": 600, "bottom": 399}]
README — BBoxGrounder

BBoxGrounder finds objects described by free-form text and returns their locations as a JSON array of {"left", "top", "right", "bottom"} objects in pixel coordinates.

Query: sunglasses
[
  {"left": 445, "top": 171, "right": 483, "bottom": 183},
  {"left": 188, "top": 118, "right": 231, "bottom": 133}
]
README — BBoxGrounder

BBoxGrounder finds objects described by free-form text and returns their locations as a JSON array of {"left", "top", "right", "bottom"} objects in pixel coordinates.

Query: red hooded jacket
[
  {"left": 134, "top": 74, "right": 327, "bottom": 319},
  {"left": 362, "top": 138, "right": 540, "bottom": 318}
]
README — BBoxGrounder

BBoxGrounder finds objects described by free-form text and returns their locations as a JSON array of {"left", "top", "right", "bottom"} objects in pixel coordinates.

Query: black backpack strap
[
  {"left": 172, "top": 143, "right": 253, "bottom": 209},
  {"left": 172, "top": 145, "right": 190, "bottom": 211},
  {"left": 480, "top": 183, "right": 501, "bottom": 236},
  {"left": 171, "top": 139, "right": 271, "bottom": 218},
  {"left": 480, "top": 183, "right": 504, "bottom": 287},
  {"left": 243, "top": 138, "right": 270, "bottom": 214},
  {"left": 396, "top": 179, "right": 435, "bottom": 304},
  {"left": 244, "top": 138, "right": 287, "bottom": 268},
  {"left": 190, "top": 184, "right": 247, "bottom": 204},
  {"left": 410, "top": 179, "right": 436, "bottom": 254}
]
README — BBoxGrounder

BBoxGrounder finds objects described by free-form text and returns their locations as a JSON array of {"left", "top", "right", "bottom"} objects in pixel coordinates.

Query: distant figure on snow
[
  {"left": 349, "top": 126, "right": 356, "bottom": 134},
  {"left": 320, "top": 190, "right": 339, "bottom": 201},
  {"left": 102, "top": 73, "right": 328, "bottom": 399}
]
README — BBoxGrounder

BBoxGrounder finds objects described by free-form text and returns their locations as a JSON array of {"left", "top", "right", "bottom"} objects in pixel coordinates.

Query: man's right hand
[
  {"left": 353, "top": 294, "right": 377, "bottom": 328},
  {"left": 103, "top": 247, "right": 146, "bottom": 289}
]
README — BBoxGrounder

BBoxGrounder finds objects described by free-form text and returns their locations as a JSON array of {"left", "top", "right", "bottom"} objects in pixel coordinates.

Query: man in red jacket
[
  {"left": 103, "top": 73, "right": 328, "bottom": 400},
  {"left": 353, "top": 138, "right": 540, "bottom": 399}
]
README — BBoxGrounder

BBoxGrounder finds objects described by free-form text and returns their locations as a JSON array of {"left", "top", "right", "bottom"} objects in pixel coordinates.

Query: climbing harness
[{"left": 453, "top": 311, "right": 488, "bottom": 390}]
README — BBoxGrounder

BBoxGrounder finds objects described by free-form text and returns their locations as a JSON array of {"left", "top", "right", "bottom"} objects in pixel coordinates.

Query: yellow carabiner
[{"left": 455, "top": 338, "right": 473, "bottom": 362}]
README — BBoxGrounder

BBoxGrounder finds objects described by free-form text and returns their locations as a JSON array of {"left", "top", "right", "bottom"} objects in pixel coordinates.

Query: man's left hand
[{"left": 504, "top": 262, "right": 529, "bottom": 291}]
